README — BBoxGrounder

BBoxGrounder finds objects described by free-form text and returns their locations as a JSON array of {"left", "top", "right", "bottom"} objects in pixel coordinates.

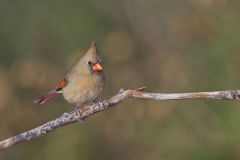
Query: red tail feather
[{"left": 34, "top": 92, "right": 61, "bottom": 105}]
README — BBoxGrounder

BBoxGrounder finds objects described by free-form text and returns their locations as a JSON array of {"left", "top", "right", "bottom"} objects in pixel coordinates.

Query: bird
[{"left": 34, "top": 41, "right": 105, "bottom": 108}]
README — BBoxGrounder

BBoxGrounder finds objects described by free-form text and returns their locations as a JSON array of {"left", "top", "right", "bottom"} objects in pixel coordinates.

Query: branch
[{"left": 1, "top": 88, "right": 240, "bottom": 150}]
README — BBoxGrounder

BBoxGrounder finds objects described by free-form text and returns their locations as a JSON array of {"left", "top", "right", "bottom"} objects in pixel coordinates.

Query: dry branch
[{"left": 1, "top": 88, "right": 240, "bottom": 151}]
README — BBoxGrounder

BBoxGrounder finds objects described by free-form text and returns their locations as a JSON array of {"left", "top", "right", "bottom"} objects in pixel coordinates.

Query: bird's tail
[{"left": 33, "top": 90, "right": 61, "bottom": 105}]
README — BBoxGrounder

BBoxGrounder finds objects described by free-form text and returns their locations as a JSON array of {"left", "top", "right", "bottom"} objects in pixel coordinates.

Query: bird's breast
[{"left": 62, "top": 74, "right": 103, "bottom": 105}]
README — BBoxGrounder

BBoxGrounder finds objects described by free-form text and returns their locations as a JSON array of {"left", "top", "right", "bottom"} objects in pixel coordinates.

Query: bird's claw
[{"left": 75, "top": 105, "right": 85, "bottom": 123}]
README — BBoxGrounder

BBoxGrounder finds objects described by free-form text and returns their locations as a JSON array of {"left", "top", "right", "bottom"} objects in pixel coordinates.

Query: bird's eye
[{"left": 88, "top": 61, "right": 93, "bottom": 65}]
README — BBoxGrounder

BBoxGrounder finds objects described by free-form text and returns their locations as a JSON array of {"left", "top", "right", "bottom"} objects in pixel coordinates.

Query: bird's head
[{"left": 81, "top": 41, "right": 104, "bottom": 74}]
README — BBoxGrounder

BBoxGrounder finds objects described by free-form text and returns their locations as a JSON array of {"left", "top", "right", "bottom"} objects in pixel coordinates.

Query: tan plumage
[
  {"left": 63, "top": 41, "right": 104, "bottom": 105},
  {"left": 34, "top": 41, "right": 105, "bottom": 107}
]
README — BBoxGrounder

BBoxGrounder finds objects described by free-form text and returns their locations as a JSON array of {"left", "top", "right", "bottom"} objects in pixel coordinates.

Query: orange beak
[{"left": 93, "top": 63, "right": 103, "bottom": 71}]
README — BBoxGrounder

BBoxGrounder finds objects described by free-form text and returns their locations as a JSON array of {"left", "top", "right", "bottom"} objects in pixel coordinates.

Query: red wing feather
[
  {"left": 34, "top": 79, "right": 67, "bottom": 105},
  {"left": 56, "top": 79, "right": 67, "bottom": 91}
]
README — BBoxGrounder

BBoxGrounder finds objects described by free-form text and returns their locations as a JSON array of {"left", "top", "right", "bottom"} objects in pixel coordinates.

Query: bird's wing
[{"left": 55, "top": 79, "right": 67, "bottom": 93}]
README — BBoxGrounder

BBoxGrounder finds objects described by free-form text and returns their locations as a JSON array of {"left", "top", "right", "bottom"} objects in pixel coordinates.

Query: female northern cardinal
[{"left": 34, "top": 41, "right": 105, "bottom": 107}]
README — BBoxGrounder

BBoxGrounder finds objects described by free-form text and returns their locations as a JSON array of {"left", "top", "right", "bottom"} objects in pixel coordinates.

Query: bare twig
[{"left": 1, "top": 88, "right": 240, "bottom": 150}]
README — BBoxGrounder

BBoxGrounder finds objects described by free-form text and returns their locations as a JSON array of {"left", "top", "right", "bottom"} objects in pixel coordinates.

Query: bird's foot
[
  {"left": 92, "top": 99, "right": 103, "bottom": 105},
  {"left": 91, "top": 100, "right": 100, "bottom": 104},
  {"left": 75, "top": 105, "right": 85, "bottom": 123}
]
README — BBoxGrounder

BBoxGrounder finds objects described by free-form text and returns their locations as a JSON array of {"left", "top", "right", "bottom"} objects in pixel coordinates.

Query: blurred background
[{"left": 0, "top": 0, "right": 240, "bottom": 159}]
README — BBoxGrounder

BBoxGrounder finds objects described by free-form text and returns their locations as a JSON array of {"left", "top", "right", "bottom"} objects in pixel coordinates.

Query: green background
[{"left": 1, "top": 0, "right": 240, "bottom": 159}]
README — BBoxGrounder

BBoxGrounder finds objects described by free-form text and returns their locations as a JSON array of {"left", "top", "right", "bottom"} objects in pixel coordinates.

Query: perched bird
[{"left": 34, "top": 41, "right": 105, "bottom": 108}]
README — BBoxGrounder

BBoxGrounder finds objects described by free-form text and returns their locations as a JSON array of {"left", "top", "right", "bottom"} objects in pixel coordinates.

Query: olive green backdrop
[{"left": 1, "top": 0, "right": 240, "bottom": 159}]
